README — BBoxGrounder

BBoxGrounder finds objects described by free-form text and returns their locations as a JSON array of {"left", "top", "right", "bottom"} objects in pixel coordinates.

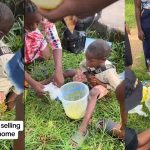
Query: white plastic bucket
[{"left": 59, "top": 82, "right": 89, "bottom": 119}]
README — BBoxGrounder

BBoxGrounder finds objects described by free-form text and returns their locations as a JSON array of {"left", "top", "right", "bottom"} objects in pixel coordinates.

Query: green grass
[
  {"left": 125, "top": 0, "right": 136, "bottom": 28},
  {"left": 0, "top": 111, "right": 15, "bottom": 149},
  {"left": 133, "top": 54, "right": 150, "bottom": 80},
  {"left": 25, "top": 90, "right": 124, "bottom": 150},
  {"left": 25, "top": 41, "right": 125, "bottom": 150}
]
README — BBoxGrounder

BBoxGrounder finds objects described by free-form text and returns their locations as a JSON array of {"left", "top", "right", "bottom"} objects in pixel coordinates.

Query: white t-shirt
[{"left": 0, "top": 40, "right": 14, "bottom": 95}]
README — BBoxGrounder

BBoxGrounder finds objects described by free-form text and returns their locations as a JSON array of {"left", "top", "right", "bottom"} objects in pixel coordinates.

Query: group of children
[{"left": 0, "top": 0, "right": 150, "bottom": 150}]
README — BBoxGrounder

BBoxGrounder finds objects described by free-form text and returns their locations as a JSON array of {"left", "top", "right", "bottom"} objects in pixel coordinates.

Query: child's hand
[
  {"left": 86, "top": 74, "right": 104, "bottom": 87},
  {"left": 73, "top": 69, "right": 87, "bottom": 82},
  {"left": 0, "top": 91, "right": 5, "bottom": 104},
  {"left": 32, "top": 82, "right": 45, "bottom": 96},
  {"left": 138, "top": 29, "right": 145, "bottom": 41}
]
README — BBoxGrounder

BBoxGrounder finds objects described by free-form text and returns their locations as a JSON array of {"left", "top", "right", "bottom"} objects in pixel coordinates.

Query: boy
[
  {"left": 96, "top": 68, "right": 144, "bottom": 150},
  {"left": 0, "top": 2, "right": 22, "bottom": 111},
  {"left": 0, "top": 2, "right": 24, "bottom": 149},
  {"left": 69, "top": 39, "right": 122, "bottom": 148}
]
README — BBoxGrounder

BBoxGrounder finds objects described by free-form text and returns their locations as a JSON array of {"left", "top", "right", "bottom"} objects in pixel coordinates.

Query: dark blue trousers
[{"left": 141, "top": 9, "right": 150, "bottom": 67}]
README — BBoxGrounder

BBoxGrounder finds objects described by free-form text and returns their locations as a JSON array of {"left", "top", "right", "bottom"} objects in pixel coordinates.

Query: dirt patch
[{"left": 128, "top": 28, "right": 145, "bottom": 67}]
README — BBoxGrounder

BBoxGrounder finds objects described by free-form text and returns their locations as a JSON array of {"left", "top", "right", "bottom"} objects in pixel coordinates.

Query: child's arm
[
  {"left": 25, "top": 71, "right": 45, "bottom": 95},
  {"left": 85, "top": 74, "right": 107, "bottom": 88},
  {"left": 41, "top": 18, "right": 64, "bottom": 87},
  {"left": 53, "top": 48, "right": 64, "bottom": 87}
]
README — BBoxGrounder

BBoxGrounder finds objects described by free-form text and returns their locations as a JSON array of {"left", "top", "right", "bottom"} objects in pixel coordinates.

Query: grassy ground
[
  {"left": 25, "top": 45, "right": 125, "bottom": 150},
  {"left": 0, "top": 111, "right": 15, "bottom": 149},
  {"left": 125, "top": 0, "right": 136, "bottom": 28}
]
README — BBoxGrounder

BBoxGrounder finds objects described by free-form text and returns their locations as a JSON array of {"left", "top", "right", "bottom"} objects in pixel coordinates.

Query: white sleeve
[{"left": 105, "top": 69, "right": 122, "bottom": 90}]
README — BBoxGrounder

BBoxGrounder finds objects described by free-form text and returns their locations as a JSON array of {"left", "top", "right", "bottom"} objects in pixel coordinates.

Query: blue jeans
[{"left": 5, "top": 49, "right": 24, "bottom": 94}]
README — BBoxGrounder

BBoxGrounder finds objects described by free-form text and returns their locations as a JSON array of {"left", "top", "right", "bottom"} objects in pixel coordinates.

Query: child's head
[
  {"left": 0, "top": 2, "right": 14, "bottom": 39},
  {"left": 85, "top": 39, "right": 111, "bottom": 68},
  {"left": 25, "top": 0, "right": 42, "bottom": 31}
]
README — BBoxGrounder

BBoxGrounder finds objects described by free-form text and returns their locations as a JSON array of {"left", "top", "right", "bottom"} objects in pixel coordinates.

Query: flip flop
[
  {"left": 96, "top": 119, "right": 124, "bottom": 140},
  {"left": 69, "top": 130, "right": 89, "bottom": 149}
]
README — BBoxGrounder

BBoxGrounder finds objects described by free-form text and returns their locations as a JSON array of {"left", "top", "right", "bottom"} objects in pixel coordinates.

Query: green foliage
[
  {"left": 125, "top": 0, "right": 136, "bottom": 28},
  {"left": 109, "top": 41, "right": 125, "bottom": 73}
]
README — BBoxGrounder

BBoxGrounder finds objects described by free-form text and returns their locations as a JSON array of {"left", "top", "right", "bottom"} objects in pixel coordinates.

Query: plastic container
[
  {"left": 59, "top": 82, "right": 89, "bottom": 119},
  {"left": 31, "top": 0, "right": 63, "bottom": 10}
]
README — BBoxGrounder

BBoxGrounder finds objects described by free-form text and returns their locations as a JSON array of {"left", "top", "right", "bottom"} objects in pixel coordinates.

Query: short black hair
[
  {"left": 0, "top": 2, "right": 14, "bottom": 34},
  {"left": 86, "top": 39, "right": 111, "bottom": 59}
]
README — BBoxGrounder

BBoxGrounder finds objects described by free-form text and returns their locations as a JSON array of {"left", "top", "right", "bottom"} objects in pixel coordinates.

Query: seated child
[
  {"left": 25, "top": 0, "right": 64, "bottom": 92},
  {"left": 0, "top": 3, "right": 22, "bottom": 111},
  {"left": 68, "top": 39, "right": 122, "bottom": 148}
]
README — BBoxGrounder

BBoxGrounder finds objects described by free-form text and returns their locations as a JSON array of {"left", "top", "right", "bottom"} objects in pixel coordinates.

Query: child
[
  {"left": 25, "top": 0, "right": 64, "bottom": 91},
  {"left": 69, "top": 39, "right": 122, "bottom": 148},
  {"left": 0, "top": 2, "right": 24, "bottom": 149},
  {"left": 0, "top": 2, "right": 22, "bottom": 111},
  {"left": 95, "top": 68, "right": 143, "bottom": 150}
]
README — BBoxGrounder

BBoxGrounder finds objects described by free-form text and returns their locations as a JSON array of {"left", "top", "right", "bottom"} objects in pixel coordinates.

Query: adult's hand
[
  {"left": 138, "top": 29, "right": 145, "bottom": 41},
  {"left": 38, "top": 0, "right": 118, "bottom": 22}
]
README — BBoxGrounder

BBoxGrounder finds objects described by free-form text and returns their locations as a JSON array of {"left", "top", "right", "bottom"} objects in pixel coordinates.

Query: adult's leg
[{"left": 141, "top": 9, "right": 150, "bottom": 71}]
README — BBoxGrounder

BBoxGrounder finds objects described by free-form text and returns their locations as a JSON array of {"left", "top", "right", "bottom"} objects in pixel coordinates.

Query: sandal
[
  {"left": 96, "top": 119, "right": 138, "bottom": 149},
  {"left": 69, "top": 130, "right": 89, "bottom": 149},
  {"left": 96, "top": 119, "right": 124, "bottom": 140}
]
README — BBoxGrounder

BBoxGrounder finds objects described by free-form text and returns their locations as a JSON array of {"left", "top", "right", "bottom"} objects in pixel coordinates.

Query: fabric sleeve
[
  {"left": 41, "top": 18, "right": 62, "bottom": 50},
  {"left": 105, "top": 69, "right": 122, "bottom": 90},
  {"left": 25, "top": 29, "right": 47, "bottom": 63}
]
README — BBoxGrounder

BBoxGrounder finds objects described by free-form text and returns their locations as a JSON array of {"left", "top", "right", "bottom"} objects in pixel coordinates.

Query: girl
[{"left": 25, "top": 0, "right": 64, "bottom": 94}]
